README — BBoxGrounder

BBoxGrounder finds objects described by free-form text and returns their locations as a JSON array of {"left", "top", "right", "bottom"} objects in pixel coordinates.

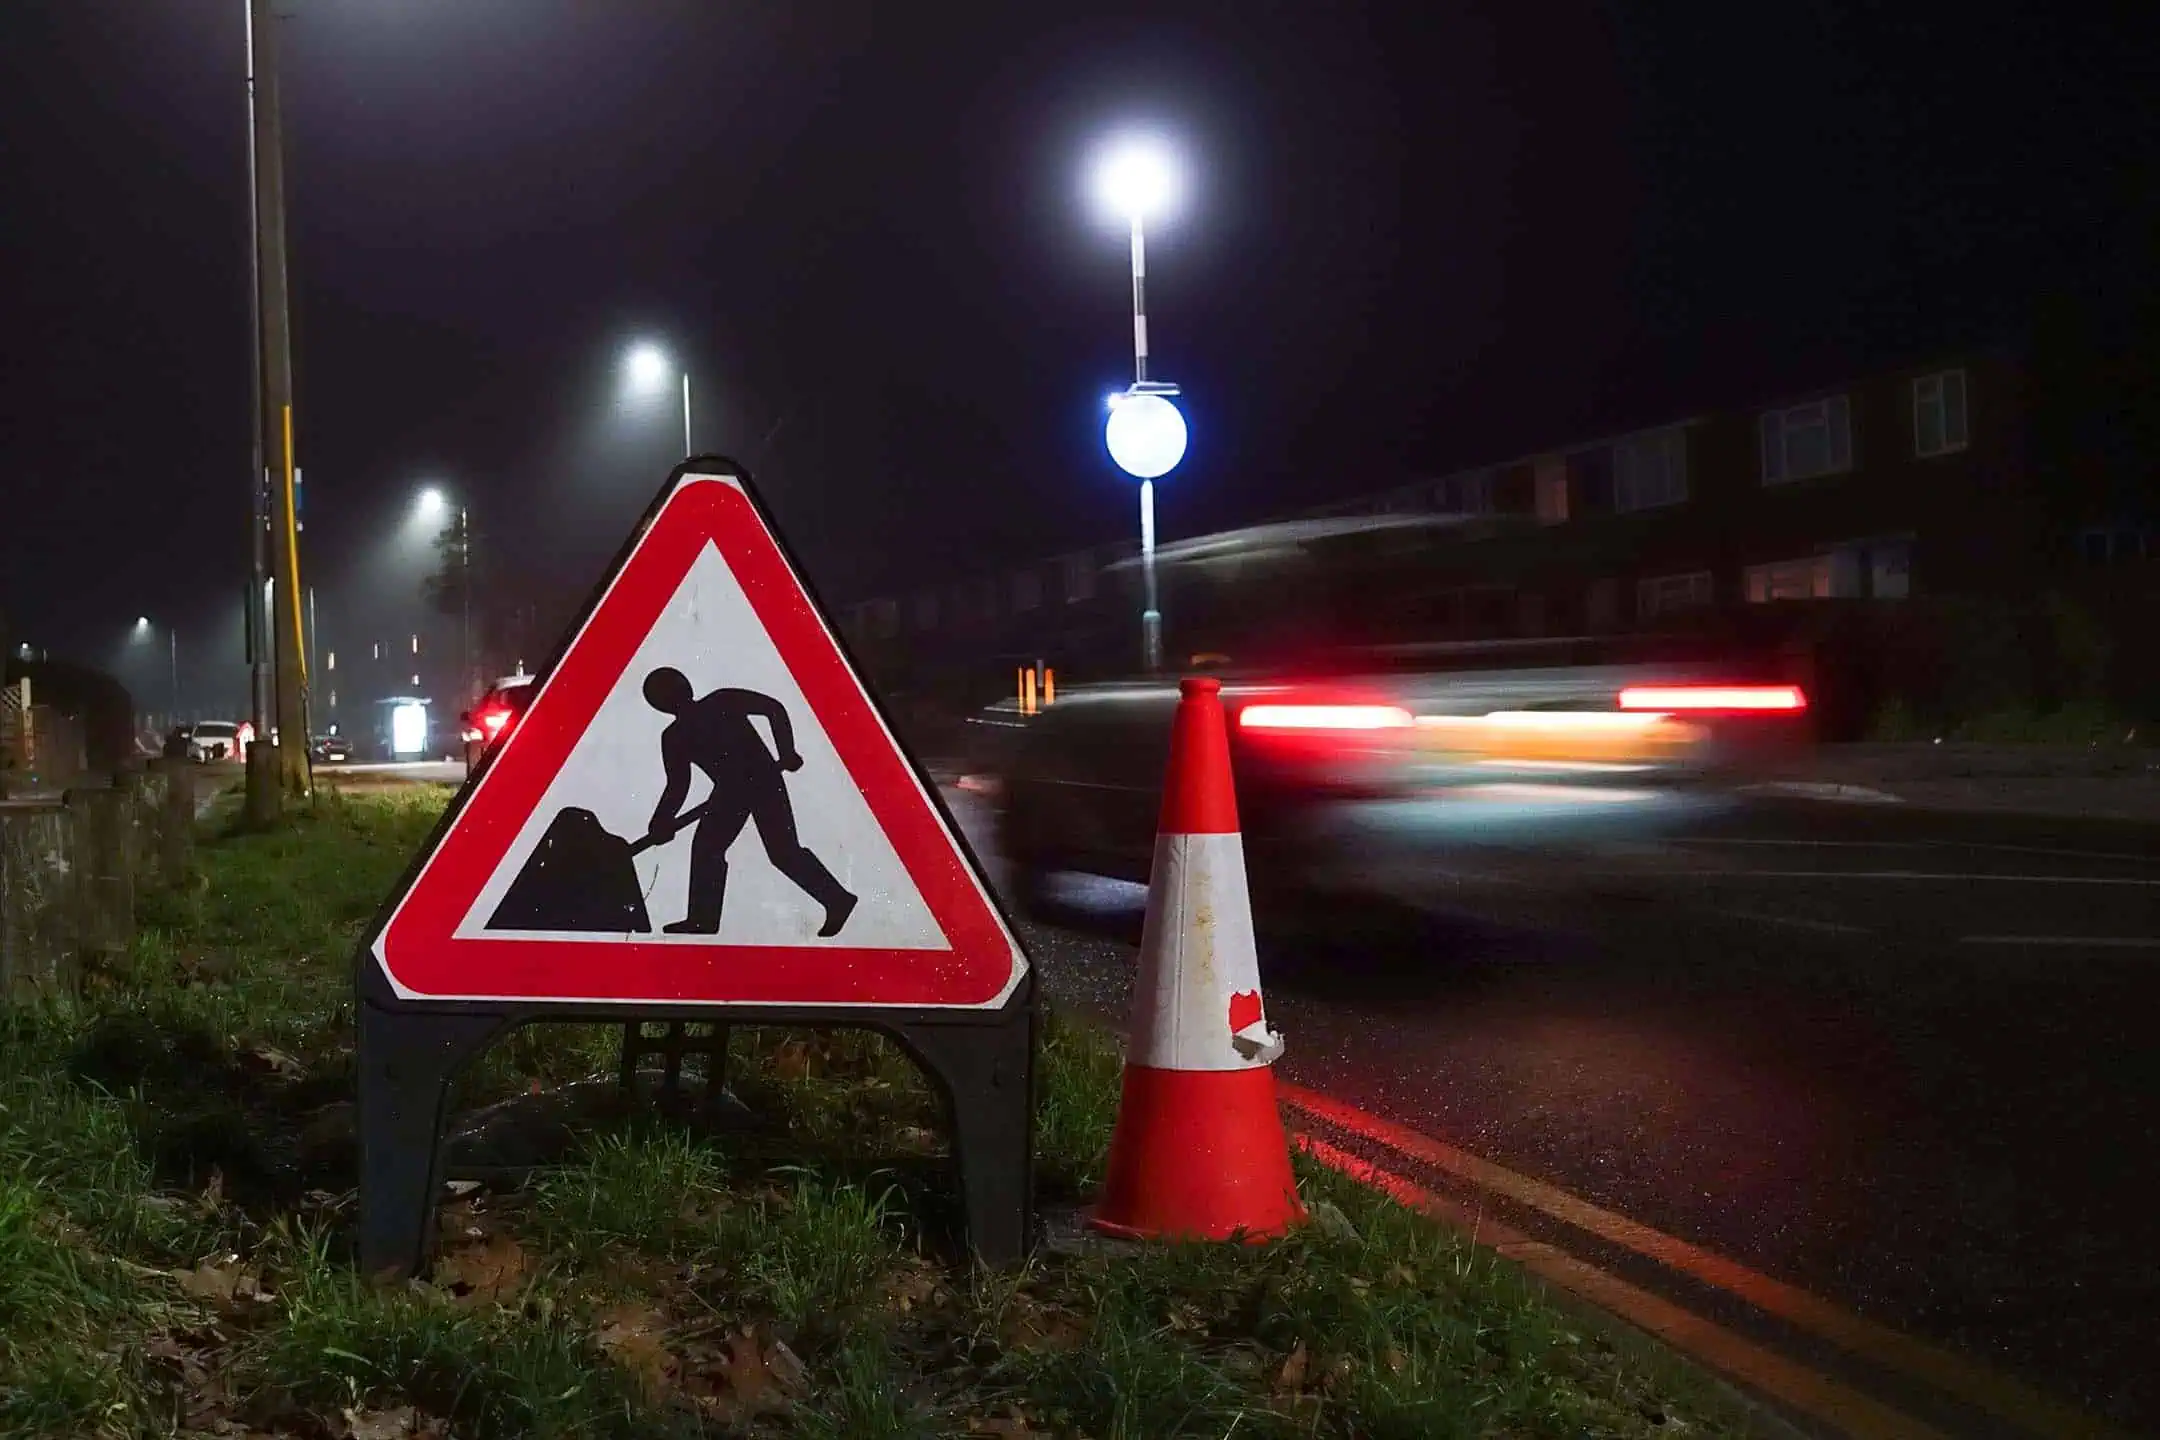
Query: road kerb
[{"left": 1281, "top": 1084, "right": 2125, "bottom": 1440}]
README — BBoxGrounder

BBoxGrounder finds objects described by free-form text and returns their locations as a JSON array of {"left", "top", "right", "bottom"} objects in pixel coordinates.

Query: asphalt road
[{"left": 949, "top": 790, "right": 2159, "bottom": 1435}]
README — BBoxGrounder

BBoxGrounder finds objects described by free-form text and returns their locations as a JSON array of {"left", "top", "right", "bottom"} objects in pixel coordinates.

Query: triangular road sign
[{"left": 367, "top": 466, "right": 1027, "bottom": 1010}]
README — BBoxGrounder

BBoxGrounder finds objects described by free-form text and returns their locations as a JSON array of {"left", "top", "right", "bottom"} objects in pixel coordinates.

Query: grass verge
[{"left": 0, "top": 789, "right": 1761, "bottom": 1437}]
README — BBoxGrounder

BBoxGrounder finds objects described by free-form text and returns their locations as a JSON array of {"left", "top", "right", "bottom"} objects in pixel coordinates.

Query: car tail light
[
  {"left": 1616, "top": 685, "right": 1807, "bottom": 713},
  {"left": 482, "top": 708, "right": 511, "bottom": 734},
  {"left": 1238, "top": 704, "right": 1414, "bottom": 731}
]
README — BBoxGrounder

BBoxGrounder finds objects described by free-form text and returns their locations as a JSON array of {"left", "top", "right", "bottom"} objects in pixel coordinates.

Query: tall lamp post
[
  {"left": 132, "top": 617, "right": 180, "bottom": 721},
  {"left": 625, "top": 342, "right": 693, "bottom": 456},
  {"left": 1091, "top": 135, "right": 1190, "bottom": 673},
  {"left": 416, "top": 488, "right": 472, "bottom": 699}
]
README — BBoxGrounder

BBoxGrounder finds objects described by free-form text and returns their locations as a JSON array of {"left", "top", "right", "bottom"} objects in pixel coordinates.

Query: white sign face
[{"left": 458, "top": 540, "right": 947, "bottom": 952}]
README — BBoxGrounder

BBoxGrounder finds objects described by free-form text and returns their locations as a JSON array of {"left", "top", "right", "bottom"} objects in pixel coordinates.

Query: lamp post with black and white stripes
[{"left": 1092, "top": 134, "right": 1190, "bottom": 673}]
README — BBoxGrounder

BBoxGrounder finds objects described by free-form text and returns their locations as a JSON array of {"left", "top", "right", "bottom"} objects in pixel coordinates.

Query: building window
[
  {"left": 1061, "top": 553, "right": 1096, "bottom": 603},
  {"left": 1613, "top": 429, "right": 1689, "bottom": 511},
  {"left": 1570, "top": 449, "right": 1614, "bottom": 512},
  {"left": 1913, "top": 369, "right": 1968, "bottom": 458},
  {"left": 1637, "top": 570, "right": 1714, "bottom": 618},
  {"left": 1867, "top": 538, "right": 1912, "bottom": 598},
  {"left": 1744, "top": 556, "right": 1833, "bottom": 602},
  {"left": 1585, "top": 578, "right": 1621, "bottom": 630},
  {"left": 1012, "top": 569, "right": 1042, "bottom": 612},
  {"left": 1534, "top": 457, "right": 1569, "bottom": 523},
  {"left": 1436, "top": 471, "right": 1494, "bottom": 514},
  {"left": 1760, "top": 396, "right": 1853, "bottom": 484}
]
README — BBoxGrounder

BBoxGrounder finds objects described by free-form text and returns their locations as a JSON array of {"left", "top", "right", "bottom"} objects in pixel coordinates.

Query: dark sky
[{"left": 1, "top": 1, "right": 2153, "bottom": 713}]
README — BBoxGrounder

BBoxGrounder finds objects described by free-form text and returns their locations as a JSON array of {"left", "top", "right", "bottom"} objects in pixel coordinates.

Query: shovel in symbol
[{"left": 485, "top": 800, "right": 715, "bottom": 934}]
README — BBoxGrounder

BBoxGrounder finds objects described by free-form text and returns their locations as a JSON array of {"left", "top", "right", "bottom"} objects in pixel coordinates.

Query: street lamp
[
  {"left": 414, "top": 487, "right": 472, "bottom": 699},
  {"left": 1090, "top": 133, "right": 1190, "bottom": 672},
  {"left": 131, "top": 617, "right": 179, "bottom": 720},
  {"left": 624, "top": 341, "right": 694, "bottom": 457}
]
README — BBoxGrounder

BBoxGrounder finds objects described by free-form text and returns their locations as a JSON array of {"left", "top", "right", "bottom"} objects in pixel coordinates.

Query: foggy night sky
[{"left": 1, "top": 1, "right": 2153, "bottom": 713}]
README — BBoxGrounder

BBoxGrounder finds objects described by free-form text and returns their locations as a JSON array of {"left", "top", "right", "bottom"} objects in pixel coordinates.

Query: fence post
[
  {"left": 1, "top": 801, "right": 75, "bottom": 1000},
  {"left": 154, "top": 758, "right": 195, "bottom": 886},
  {"left": 66, "top": 785, "right": 131, "bottom": 979}
]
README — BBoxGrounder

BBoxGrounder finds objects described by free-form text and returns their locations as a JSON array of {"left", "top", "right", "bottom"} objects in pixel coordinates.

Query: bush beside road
[{"left": 0, "top": 792, "right": 1757, "bottom": 1438}]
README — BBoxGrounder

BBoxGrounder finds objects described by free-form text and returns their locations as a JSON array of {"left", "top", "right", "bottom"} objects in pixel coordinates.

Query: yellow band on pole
[{"left": 282, "top": 404, "right": 307, "bottom": 685}]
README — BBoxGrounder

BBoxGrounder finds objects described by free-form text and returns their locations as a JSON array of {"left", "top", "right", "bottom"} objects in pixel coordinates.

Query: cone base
[{"left": 1089, "top": 1063, "right": 1305, "bottom": 1242}]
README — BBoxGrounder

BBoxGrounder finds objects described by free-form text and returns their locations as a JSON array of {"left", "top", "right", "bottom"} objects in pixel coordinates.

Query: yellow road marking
[
  {"left": 1282, "top": 1084, "right": 2122, "bottom": 1439},
  {"left": 1297, "top": 1134, "right": 1943, "bottom": 1440}
]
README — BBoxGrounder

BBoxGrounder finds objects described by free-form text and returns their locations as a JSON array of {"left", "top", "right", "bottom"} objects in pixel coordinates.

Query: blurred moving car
[
  {"left": 310, "top": 733, "right": 353, "bottom": 765},
  {"left": 975, "top": 516, "right": 1812, "bottom": 920},
  {"left": 186, "top": 720, "right": 242, "bottom": 763},
  {"left": 460, "top": 674, "right": 536, "bottom": 771}
]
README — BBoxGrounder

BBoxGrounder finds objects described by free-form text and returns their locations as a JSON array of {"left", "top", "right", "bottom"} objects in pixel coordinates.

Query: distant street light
[
  {"left": 130, "top": 617, "right": 180, "bottom": 719},
  {"left": 623, "top": 341, "right": 694, "bottom": 457},
  {"left": 413, "top": 486, "right": 473, "bottom": 700},
  {"left": 1089, "top": 131, "right": 1190, "bottom": 673}
]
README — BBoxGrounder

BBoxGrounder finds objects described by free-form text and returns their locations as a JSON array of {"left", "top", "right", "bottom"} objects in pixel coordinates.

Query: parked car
[
  {"left": 460, "top": 675, "right": 536, "bottom": 771},
  {"left": 186, "top": 720, "right": 242, "bottom": 763},
  {"left": 310, "top": 733, "right": 353, "bottom": 765}
]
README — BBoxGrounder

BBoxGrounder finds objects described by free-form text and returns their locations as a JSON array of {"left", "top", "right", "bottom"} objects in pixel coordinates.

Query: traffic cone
[{"left": 1090, "top": 676, "right": 1305, "bottom": 1241}]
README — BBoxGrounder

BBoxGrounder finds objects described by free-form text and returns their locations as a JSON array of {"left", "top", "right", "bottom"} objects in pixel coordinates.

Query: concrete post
[
  {"left": 66, "top": 785, "right": 131, "bottom": 977},
  {"left": 153, "top": 758, "right": 195, "bottom": 886}
]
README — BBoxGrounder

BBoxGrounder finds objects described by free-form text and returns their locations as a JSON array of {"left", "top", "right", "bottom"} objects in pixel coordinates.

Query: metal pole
[
  {"left": 1140, "top": 479, "right": 1162, "bottom": 672},
  {"left": 169, "top": 629, "right": 180, "bottom": 718},
  {"left": 1129, "top": 214, "right": 1148, "bottom": 386},
  {"left": 241, "top": 0, "right": 277, "bottom": 821},
  {"left": 459, "top": 505, "right": 472, "bottom": 698},
  {"left": 681, "top": 371, "right": 693, "bottom": 456},
  {"left": 250, "top": 0, "right": 308, "bottom": 797}
]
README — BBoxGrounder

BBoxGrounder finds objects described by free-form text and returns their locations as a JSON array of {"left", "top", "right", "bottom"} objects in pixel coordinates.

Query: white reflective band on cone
[{"left": 1126, "top": 831, "right": 1283, "bottom": 1071}]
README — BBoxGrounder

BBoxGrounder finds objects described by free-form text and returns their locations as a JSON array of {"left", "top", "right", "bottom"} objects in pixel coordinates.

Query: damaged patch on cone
[{"left": 1228, "top": 990, "right": 1263, "bottom": 1033}]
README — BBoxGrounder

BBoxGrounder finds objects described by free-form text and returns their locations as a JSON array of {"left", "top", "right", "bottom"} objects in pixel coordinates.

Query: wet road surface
[{"left": 950, "top": 790, "right": 2159, "bottom": 1435}]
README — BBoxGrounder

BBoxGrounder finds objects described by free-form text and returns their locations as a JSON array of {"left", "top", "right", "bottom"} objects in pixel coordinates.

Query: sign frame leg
[
  {"left": 888, "top": 968, "right": 1038, "bottom": 1267},
  {"left": 357, "top": 1001, "right": 511, "bottom": 1278}
]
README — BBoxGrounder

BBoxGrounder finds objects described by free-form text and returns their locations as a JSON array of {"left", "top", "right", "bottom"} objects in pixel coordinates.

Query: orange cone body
[{"left": 1090, "top": 676, "right": 1305, "bottom": 1241}]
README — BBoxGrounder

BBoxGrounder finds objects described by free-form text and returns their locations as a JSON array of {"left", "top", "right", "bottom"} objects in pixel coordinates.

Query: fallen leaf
[
  {"left": 433, "top": 1233, "right": 528, "bottom": 1305},
  {"left": 1385, "top": 1263, "right": 1417, "bottom": 1287},
  {"left": 1164, "top": 1300, "right": 1205, "bottom": 1333},
  {"left": 595, "top": 1304, "right": 677, "bottom": 1399},
  {"left": 341, "top": 1405, "right": 418, "bottom": 1439},
  {"left": 771, "top": 1040, "right": 815, "bottom": 1079},
  {"left": 1382, "top": 1344, "right": 1408, "bottom": 1374},
  {"left": 689, "top": 1326, "right": 795, "bottom": 1422},
  {"left": 1003, "top": 1303, "right": 1089, "bottom": 1353},
  {"left": 1275, "top": 1343, "right": 1310, "bottom": 1393},
  {"left": 1321, "top": 1354, "right": 1356, "bottom": 1392},
  {"left": 1308, "top": 1198, "right": 1358, "bottom": 1241},
  {"left": 173, "top": 1257, "right": 272, "bottom": 1309},
  {"left": 887, "top": 1268, "right": 940, "bottom": 1313},
  {"left": 245, "top": 1044, "right": 304, "bottom": 1077},
  {"left": 144, "top": 1334, "right": 194, "bottom": 1364},
  {"left": 968, "top": 1413, "right": 1036, "bottom": 1436}
]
